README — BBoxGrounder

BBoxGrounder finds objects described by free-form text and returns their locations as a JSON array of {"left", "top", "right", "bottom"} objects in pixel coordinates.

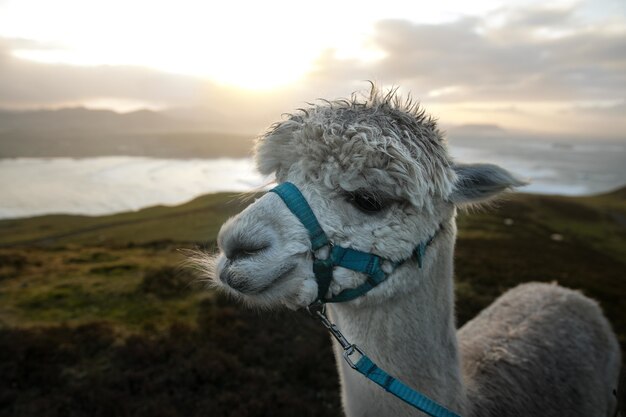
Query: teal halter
[
  {"left": 270, "top": 182, "right": 461, "bottom": 417},
  {"left": 270, "top": 182, "right": 437, "bottom": 304}
]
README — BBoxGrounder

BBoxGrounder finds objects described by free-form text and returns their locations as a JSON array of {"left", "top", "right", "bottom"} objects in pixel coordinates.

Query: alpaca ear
[{"left": 449, "top": 163, "right": 527, "bottom": 206}]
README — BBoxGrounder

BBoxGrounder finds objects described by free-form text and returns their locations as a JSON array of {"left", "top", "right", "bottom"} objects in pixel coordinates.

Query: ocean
[{"left": 1, "top": 141, "right": 625, "bottom": 219}]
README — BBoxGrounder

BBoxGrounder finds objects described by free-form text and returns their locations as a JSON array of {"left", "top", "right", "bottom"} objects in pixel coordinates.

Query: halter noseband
[{"left": 270, "top": 182, "right": 439, "bottom": 304}]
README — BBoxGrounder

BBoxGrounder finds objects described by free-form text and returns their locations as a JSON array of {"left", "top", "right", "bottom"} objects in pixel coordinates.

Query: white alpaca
[{"left": 202, "top": 89, "right": 621, "bottom": 416}]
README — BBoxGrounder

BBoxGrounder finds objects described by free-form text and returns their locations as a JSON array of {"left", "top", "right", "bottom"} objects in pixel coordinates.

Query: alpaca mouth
[
  {"left": 253, "top": 264, "right": 297, "bottom": 294},
  {"left": 220, "top": 261, "right": 297, "bottom": 295}
]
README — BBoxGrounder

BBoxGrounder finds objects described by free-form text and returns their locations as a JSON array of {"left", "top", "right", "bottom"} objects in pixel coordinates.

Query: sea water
[
  {"left": 0, "top": 141, "right": 624, "bottom": 219},
  {"left": 0, "top": 157, "right": 269, "bottom": 219}
]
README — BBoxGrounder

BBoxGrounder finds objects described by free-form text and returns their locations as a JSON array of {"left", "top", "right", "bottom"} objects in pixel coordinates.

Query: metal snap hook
[{"left": 343, "top": 345, "right": 365, "bottom": 369}]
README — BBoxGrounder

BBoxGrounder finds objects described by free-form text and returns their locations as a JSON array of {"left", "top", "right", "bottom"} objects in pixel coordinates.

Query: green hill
[
  {"left": 0, "top": 188, "right": 624, "bottom": 416},
  {"left": 0, "top": 192, "right": 253, "bottom": 247}
]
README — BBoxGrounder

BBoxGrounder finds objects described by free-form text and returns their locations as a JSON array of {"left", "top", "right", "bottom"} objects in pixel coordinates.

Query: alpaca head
[{"left": 204, "top": 89, "right": 524, "bottom": 309}]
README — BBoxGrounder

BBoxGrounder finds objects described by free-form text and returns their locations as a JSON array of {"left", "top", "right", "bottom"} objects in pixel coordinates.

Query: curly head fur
[{"left": 255, "top": 86, "right": 457, "bottom": 212}]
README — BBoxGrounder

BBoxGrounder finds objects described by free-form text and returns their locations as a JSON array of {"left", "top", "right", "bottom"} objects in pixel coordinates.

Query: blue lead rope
[
  {"left": 354, "top": 356, "right": 461, "bottom": 417},
  {"left": 312, "top": 306, "right": 462, "bottom": 417}
]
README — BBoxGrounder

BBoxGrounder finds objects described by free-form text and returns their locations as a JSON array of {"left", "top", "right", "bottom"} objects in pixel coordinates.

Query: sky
[{"left": 0, "top": 0, "right": 624, "bottom": 138}]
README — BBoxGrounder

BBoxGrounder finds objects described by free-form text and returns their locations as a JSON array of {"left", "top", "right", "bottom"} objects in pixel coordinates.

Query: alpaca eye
[{"left": 349, "top": 192, "right": 385, "bottom": 213}]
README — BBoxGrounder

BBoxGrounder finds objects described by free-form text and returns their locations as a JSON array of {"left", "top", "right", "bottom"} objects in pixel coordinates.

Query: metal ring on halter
[{"left": 343, "top": 344, "right": 365, "bottom": 369}]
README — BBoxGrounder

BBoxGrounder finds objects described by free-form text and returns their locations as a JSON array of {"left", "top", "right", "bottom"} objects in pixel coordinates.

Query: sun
[
  {"left": 155, "top": 41, "right": 318, "bottom": 91},
  {"left": 2, "top": 0, "right": 338, "bottom": 91}
]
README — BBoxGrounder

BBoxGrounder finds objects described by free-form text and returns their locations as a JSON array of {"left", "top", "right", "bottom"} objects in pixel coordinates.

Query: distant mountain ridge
[
  {"left": 0, "top": 107, "right": 256, "bottom": 158},
  {"left": 1, "top": 107, "right": 623, "bottom": 159},
  {"left": 446, "top": 123, "right": 506, "bottom": 136},
  {"left": 0, "top": 107, "right": 197, "bottom": 132}
]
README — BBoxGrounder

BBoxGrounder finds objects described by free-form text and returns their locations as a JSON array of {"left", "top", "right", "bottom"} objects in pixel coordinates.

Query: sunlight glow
[{"left": 0, "top": 0, "right": 515, "bottom": 90}]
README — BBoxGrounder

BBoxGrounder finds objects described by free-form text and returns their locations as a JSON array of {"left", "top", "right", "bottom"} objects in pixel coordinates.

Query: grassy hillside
[
  {"left": 0, "top": 188, "right": 624, "bottom": 416},
  {"left": 0, "top": 192, "right": 253, "bottom": 247}
]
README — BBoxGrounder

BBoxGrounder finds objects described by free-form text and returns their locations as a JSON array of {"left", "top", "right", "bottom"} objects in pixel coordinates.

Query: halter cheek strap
[{"left": 270, "top": 182, "right": 437, "bottom": 304}]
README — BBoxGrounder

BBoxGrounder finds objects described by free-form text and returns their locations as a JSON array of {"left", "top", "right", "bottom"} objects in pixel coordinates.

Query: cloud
[
  {"left": 506, "top": 5, "right": 575, "bottom": 27},
  {"left": 298, "top": 5, "right": 626, "bottom": 138},
  {"left": 0, "top": 38, "right": 301, "bottom": 132},
  {"left": 307, "top": 6, "right": 626, "bottom": 103},
  {"left": 0, "top": 38, "right": 210, "bottom": 107}
]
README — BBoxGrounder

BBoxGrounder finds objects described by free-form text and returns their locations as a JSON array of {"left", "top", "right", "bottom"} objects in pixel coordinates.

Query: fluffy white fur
[{"left": 198, "top": 88, "right": 621, "bottom": 416}]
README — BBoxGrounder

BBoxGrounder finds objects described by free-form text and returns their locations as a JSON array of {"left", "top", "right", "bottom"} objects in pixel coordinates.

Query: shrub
[{"left": 139, "top": 266, "right": 192, "bottom": 298}]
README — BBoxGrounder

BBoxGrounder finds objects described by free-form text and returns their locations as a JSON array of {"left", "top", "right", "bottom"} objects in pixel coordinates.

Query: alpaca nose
[
  {"left": 220, "top": 222, "right": 273, "bottom": 261},
  {"left": 216, "top": 201, "right": 276, "bottom": 262}
]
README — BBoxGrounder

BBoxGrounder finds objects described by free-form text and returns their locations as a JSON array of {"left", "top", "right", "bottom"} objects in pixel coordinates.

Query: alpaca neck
[{"left": 327, "top": 225, "right": 466, "bottom": 417}]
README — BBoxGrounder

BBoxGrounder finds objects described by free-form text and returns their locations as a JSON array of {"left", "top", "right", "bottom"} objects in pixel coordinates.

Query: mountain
[
  {"left": 0, "top": 107, "right": 189, "bottom": 131},
  {"left": 446, "top": 123, "right": 506, "bottom": 135},
  {"left": 0, "top": 107, "right": 256, "bottom": 158}
]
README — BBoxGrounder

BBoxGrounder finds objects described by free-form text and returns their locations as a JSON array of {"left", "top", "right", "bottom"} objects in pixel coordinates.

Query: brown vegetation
[{"left": 0, "top": 188, "right": 624, "bottom": 416}]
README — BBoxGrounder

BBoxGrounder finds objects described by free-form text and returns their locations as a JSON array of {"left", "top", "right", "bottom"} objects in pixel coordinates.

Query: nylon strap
[
  {"left": 270, "top": 182, "right": 329, "bottom": 251},
  {"left": 354, "top": 355, "right": 461, "bottom": 417},
  {"left": 325, "top": 245, "right": 388, "bottom": 303}
]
